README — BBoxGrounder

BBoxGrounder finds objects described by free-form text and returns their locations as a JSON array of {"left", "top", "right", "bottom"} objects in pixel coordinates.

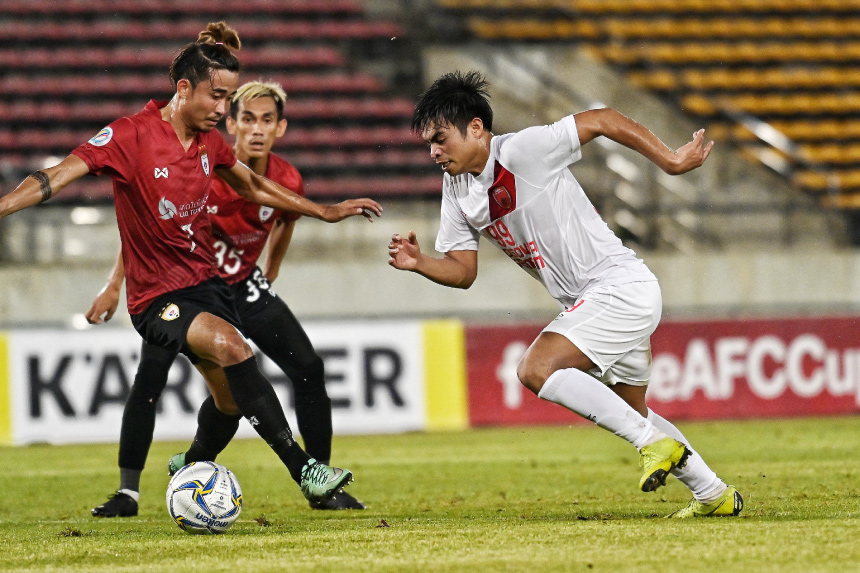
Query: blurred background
[{"left": 2, "top": 0, "right": 860, "bottom": 328}]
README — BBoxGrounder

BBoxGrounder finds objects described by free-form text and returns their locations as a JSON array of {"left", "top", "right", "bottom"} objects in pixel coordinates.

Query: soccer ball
[{"left": 166, "top": 461, "right": 243, "bottom": 534}]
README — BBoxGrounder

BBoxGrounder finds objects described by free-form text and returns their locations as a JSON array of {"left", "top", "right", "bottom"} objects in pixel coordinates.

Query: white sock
[
  {"left": 538, "top": 368, "right": 665, "bottom": 450},
  {"left": 118, "top": 488, "right": 140, "bottom": 502},
  {"left": 646, "top": 409, "right": 726, "bottom": 503}
]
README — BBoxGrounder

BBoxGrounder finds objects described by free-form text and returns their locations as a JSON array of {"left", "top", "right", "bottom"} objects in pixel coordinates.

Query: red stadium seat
[
  {"left": 1, "top": 0, "right": 363, "bottom": 16},
  {"left": 1, "top": 2, "right": 432, "bottom": 200},
  {"left": 282, "top": 148, "right": 430, "bottom": 170},
  {"left": 432, "top": 0, "right": 860, "bottom": 204},
  {"left": 0, "top": 18, "right": 403, "bottom": 43},
  {"left": 303, "top": 175, "right": 442, "bottom": 198}
]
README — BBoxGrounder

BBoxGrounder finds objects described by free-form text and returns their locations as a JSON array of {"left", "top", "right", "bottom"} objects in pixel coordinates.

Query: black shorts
[
  {"left": 229, "top": 267, "right": 284, "bottom": 325},
  {"left": 130, "top": 276, "right": 244, "bottom": 364},
  {"left": 228, "top": 267, "right": 322, "bottom": 380}
]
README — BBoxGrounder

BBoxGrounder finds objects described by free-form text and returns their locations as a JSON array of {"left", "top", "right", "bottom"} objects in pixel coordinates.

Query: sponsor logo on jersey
[
  {"left": 88, "top": 127, "right": 113, "bottom": 147},
  {"left": 259, "top": 206, "right": 274, "bottom": 222},
  {"left": 159, "top": 197, "right": 177, "bottom": 220},
  {"left": 207, "top": 206, "right": 218, "bottom": 214},
  {"left": 160, "top": 303, "right": 180, "bottom": 321},
  {"left": 154, "top": 167, "right": 169, "bottom": 179},
  {"left": 199, "top": 145, "right": 210, "bottom": 177}
]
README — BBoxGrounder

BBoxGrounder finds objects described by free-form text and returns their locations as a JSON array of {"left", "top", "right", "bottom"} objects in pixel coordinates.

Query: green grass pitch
[{"left": 1, "top": 417, "right": 859, "bottom": 572}]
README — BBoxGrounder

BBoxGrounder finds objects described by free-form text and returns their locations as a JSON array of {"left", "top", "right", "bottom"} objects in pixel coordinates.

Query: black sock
[
  {"left": 223, "top": 357, "right": 311, "bottom": 482},
  {"left": 185, "top": 395, "right": 242, "bottom": 463},
  {"left": 246, "top": 308, "right": 333, "bottom": 464},
  {"left": 118, "top": 395, "right": 157, "bottom": 471},
  {"left": 295, "top": 387, "right": 332, "bottom": 464},
  {"left": 118, "top": 342, "right": 176, "bottom": 471},
  {"left": 119, "top": 468, "right": 142, "bottom": 494}
]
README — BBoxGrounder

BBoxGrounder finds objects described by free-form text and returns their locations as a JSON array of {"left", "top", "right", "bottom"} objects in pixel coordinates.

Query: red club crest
[
  {"left": 492, "top": 186, "right": 513, "bottom": 210},
  {"left": 488, "top": 161, "right": 517, "bottom": 221}
]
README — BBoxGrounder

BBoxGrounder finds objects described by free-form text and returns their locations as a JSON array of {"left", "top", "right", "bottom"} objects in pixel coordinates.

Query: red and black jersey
[
  {"left": 71, "top": 100, "right": 237, "bottom": 314},
  {"left": 207, "top": 153, "right": 305, "bottom": 284}
]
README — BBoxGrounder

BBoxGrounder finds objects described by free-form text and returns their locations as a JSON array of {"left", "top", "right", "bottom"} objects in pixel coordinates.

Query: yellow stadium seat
[{"left": 438, "top": 0, "right": 860, "bottom": 201}]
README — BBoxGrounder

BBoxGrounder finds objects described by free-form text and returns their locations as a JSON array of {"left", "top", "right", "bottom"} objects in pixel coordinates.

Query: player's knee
[
  {"left": 291, "top": 355, "right": 326, "bottom": 393},
  {"left": 211, "top": 394, "right": 240, "bottom": 416},
  {"left": 211, "top": 333, "right": 254, "bottom": 366},
  {"left": 517, "top": 359, "right": 550, "bottom": 395},
  {"left": 132, "top": 363, "right": 171, "bottom": 399},
  {"left": 214, "top": 400, "right": 240, "bottom": 417},
  {"left": 126, "top": 383, "right": 160, "bottom": 411}
]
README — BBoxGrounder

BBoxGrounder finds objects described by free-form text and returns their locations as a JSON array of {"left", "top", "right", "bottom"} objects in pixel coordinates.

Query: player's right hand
[
  {"left": 388, "top": 231, "right": 421, "bottom": 270},
  {"left": 322, "top": 198, "right": 382, "bottom": 222},
  {"left": 667, "top": 128, "right": 714, "bottom": 175},
  {"left": 85, "top": 285, "right": 121, "bottom": 324}
]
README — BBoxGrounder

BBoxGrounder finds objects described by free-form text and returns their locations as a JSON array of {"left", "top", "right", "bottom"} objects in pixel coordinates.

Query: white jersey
[{"left": 435, "top": 114, "right": 657, "bottom": 308}]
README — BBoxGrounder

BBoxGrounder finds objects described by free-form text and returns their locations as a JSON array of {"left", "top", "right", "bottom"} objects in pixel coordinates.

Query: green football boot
[
  {"left": 638, "top": 437, "right": 691, "bottom": 492},
  {"left": 300, "top": 458, "right": 353, "bottom": 502},
  {"left": 667, "top": 486, "right": 744, "bottom": 518},
  {"left": 167, "top": 452, "right": 187, "bottom": 476}
]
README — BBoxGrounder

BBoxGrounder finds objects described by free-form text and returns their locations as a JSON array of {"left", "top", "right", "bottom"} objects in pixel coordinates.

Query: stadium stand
[
  {"left": 0, "top": 3, "right": 438, "bottom": 201},
  {"left": 0, "top": 0, "right": 366, "bottom": 16},
  {"left": 432, "top": 0, "right": 860, "bottom": 207}
]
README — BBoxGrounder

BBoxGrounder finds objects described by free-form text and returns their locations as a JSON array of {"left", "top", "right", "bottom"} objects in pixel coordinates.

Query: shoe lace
[
  {"left": 639, "top": 450, "right": 656, "bottom": 468},
  {"left": 302, "top": 461, "right": 332, "bottom": 486},
  {"left": 638, "top": 444, "right": 666, "bottom": 469}
]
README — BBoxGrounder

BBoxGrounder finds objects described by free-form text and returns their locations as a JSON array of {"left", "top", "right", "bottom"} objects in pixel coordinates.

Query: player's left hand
[
  {"left": 85, "top": 284, "right": 120, "bottom": 324},
  {"left": 322, "top": 199, "right": 382, "bottom": 222},
  {"left": 667, "top": 129, "right": 714, "bottom": 175},
  {"left": 388, "top": 231, "right": 421, "bottom": 270}
]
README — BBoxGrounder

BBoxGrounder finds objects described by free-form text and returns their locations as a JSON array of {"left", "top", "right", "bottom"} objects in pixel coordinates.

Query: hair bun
[{"left": 197, "top": 21, "right": 241, "bottom": 51}]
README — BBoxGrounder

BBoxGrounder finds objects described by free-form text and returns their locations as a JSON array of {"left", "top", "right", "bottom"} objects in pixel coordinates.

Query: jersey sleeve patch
[{"left": 88, "top": 127, "right": 114, "bottom": 147}]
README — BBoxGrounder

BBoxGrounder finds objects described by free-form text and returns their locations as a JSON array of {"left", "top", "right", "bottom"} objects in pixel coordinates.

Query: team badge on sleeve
[
  {"left": 259, "top": 206, "right": 274, "bottom": 222},
  {"left": 160, "top": 303, "right": 180, "bottom": 321},
  {"left": 88, "top": 127, "right": 113, "bottom": 147}
]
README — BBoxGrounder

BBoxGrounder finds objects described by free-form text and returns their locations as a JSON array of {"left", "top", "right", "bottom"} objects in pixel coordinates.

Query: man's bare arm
[
  {"left": 388, "top": 231, "right": 478, "bottom": 289},
  {"left": 0, "top": 155, "right": 90, "bottom": 218},
  {"left": 263, "top": 218, "right": 295, "bottom": 283},
  {"left": 216, "top": 162, "right": 382, "bottom": 223},
  {"left": 574, "top": 108, "right": 714, "bottom": 176},
  {"left": 86, "top": 249, "right": 124, "bottom": 324}
]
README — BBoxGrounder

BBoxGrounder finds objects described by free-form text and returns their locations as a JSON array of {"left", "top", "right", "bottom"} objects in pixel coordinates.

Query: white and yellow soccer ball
[{"left": 166, "top": 461, "right": 242, "bottom": 534}]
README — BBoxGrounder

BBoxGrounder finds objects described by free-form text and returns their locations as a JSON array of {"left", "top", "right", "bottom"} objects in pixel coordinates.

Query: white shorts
[{"left": 542, "top": 281, "right": 662, "bottom": 387}]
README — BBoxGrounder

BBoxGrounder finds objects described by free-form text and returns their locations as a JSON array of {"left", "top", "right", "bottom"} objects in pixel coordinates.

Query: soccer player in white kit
[{"left": 389, "top": 71, "right": 743, "bottom": 518}]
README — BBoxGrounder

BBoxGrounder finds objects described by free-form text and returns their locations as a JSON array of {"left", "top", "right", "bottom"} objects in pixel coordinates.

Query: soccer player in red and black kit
[
  {"left": 0, "top": 23, "right": 380, "bottom": 508},
  {"left": 87, "top": 81, "right": 364, "bottom": 516}
]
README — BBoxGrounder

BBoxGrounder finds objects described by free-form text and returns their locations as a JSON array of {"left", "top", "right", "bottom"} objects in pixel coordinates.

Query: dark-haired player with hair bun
[
  {"left": 0, "top": 22, "right": 377, "bottom": 511},
  {"left": 389, "top": 70, "right": 742, "bottom": 519},
  {"left": 88, "top": 81, "right": 365, "bottom": 517}
]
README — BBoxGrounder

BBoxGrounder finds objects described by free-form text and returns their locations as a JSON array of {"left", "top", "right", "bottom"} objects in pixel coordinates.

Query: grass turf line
[{"left": 1, "top": 417, "right": 859, "bottom": 572}]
